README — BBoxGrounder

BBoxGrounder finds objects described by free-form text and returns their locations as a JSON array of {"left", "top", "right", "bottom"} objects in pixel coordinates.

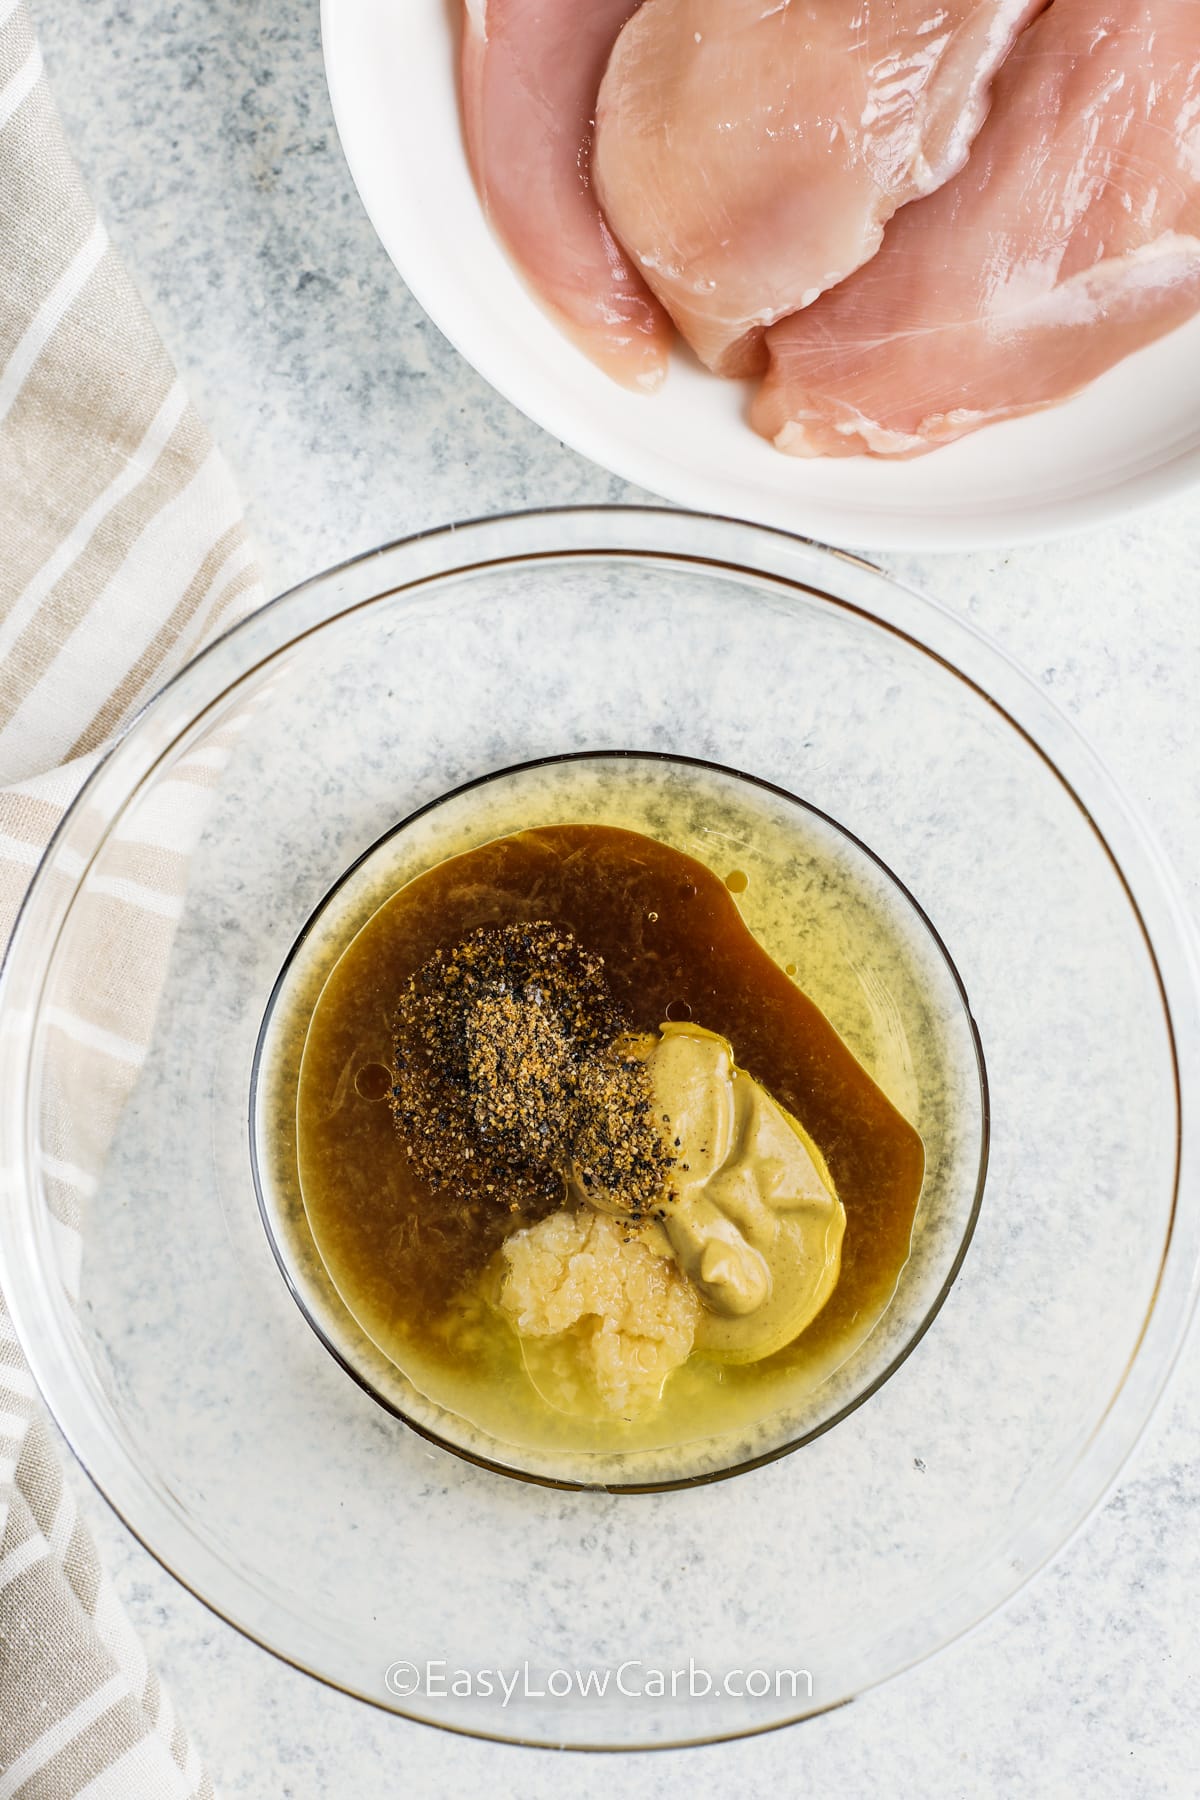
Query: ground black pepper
[{"left": 390, "top": 921, "right": 674, "bottom": 1219}]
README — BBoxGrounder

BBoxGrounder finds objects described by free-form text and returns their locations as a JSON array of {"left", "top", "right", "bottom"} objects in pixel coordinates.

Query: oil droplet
[
  {"left": 665, "top": 998, "right": 693, "bottom": 1023},
  {"left": 725, "top": 870, "right": 748, "bottom": 893},
  {"left": 355, "top": 1063, "right": 393, "bottom": 1101},
  {"left": 647, "top": 911, "right": 659, "bottom": 922}
]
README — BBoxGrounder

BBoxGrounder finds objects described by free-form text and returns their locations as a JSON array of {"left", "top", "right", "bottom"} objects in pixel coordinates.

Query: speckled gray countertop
[{"left": 29, "top": 2, "right": 1200, "bottom": 1794}]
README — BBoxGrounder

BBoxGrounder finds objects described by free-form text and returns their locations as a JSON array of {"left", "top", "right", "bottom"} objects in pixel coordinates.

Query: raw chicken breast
[
  {"left": 753, "top": 0, "right": 1200, "bottom": 458},
  {"left": 592, "top": 0, "right": 1044, "bottom": 377},
  {"left": 461, "top": 0, "right": 672, "bottom": 390}
]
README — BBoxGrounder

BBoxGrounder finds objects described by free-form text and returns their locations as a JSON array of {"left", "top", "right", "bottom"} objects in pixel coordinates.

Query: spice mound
[{"left": 390, "top": 921, "right": 673, "bottom": 1216}]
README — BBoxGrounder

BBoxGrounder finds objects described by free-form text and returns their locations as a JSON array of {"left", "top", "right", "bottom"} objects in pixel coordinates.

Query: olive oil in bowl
[{"left": 252, "top": 753, "right": 986, "bottom": 1489}]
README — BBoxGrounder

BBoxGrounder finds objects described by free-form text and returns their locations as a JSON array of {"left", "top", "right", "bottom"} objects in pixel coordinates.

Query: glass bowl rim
[
  {"left": 249, "top": 744, "right": 992, "bottom": 1494},
  {"left": 1, "top": 504, "right": 1196, "bottom": 1751}
]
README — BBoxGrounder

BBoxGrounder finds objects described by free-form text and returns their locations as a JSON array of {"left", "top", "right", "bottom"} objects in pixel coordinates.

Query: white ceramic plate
[{"left": 322, "top": 0, "right": 1200, "bottom": 550}]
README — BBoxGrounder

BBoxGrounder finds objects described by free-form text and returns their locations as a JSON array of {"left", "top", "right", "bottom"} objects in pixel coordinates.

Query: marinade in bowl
[{"left": 252, "top": 753, "right": 984, "bottom": 1488}]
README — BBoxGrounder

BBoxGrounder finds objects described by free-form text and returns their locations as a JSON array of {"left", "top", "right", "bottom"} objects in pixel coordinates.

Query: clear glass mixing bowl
[
  {"left": 1, "top": 508, "right": 1196, "bottom": 1749},
  {"left": 251, "top": 748, "right": 986, "bottom": 1489}
]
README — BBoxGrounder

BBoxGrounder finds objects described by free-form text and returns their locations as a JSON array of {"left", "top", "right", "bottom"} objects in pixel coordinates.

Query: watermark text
[{"left": 384, "top": 1657, "right": 814, "bottom": 1707}]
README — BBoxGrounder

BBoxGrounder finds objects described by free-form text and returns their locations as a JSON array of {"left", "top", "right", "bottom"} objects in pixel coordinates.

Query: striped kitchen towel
[{"left": 0, "top": 3, "right": 264, "bottom": 1793}]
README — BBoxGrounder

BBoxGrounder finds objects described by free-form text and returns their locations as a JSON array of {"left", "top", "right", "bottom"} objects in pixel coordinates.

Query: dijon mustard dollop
[
  {"left": 497, "top": 1021, "right": 846, "bottom": 1416},
  {"left": 580, "top": 1022, "right": 846, "bottom": 1364}
]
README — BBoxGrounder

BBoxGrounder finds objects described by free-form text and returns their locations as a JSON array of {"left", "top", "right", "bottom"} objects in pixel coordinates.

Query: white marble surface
[{"left": 29, "top": 1, "right": 1200, "bottom": 1793}]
